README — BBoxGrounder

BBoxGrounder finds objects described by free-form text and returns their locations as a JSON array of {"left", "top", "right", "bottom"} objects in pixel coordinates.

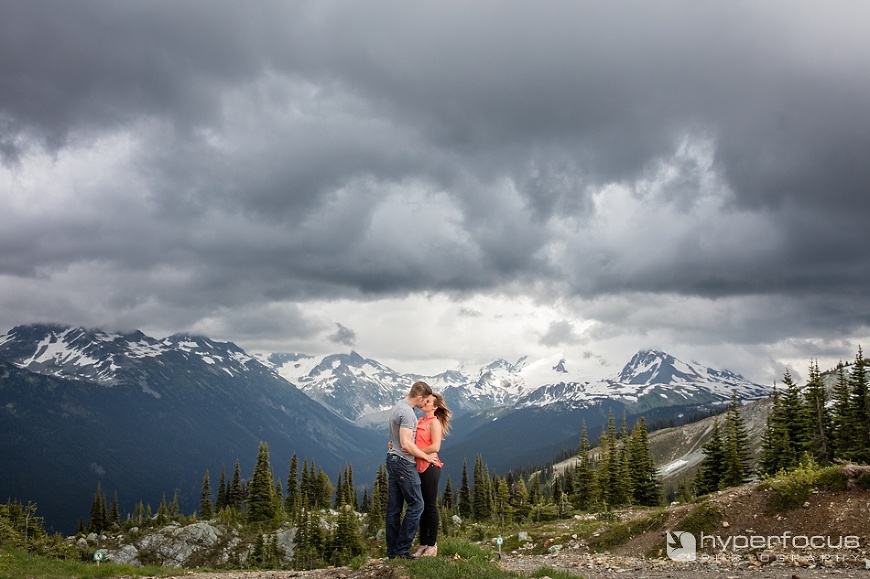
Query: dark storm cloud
[{"left": 1, "top": 0, "right": 869, "bottom": 361}]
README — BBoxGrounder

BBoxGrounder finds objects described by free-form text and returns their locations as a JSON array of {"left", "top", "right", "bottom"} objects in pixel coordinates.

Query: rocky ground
[{"left": 126, "top": 473, "right": 870, "bottom": 579}]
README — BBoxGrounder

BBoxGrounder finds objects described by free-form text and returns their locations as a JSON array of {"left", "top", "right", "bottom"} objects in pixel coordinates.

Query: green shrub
[
  {"left": 857, "top": 472, "right": 870, "bottom": 490},
  {"left": 675, "top": 502, "right": 721, "bottom": 537},
  {"left": 760, "top": 461, "right": 852, "bottom": 513},
  {"left": 586, "top": 510, "right": 667, "bottom": 552}
]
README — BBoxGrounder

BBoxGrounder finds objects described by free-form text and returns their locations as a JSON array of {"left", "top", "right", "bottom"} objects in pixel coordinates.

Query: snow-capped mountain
[
  {"left": 0, "top": 323, "right": 260, "bottom": 390},
  {"left": 259, "top": 345, "right": 769, "bottom": 422},
  {"left": 0, "top": 324, "right": 384, "bottom": 533},
  {"left": 0, "top": 322, "right": 773, "bottom": 532}
]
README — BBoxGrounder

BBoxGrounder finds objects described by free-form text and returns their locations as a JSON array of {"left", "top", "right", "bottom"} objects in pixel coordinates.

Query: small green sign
[{"left": 93, "top": 549, "right": 106, "bottom": 562}]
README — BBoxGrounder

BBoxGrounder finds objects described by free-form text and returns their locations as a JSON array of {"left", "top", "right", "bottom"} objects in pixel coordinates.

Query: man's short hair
[{"left": 409, "top": 381, "right": 433, "bottom": 398}]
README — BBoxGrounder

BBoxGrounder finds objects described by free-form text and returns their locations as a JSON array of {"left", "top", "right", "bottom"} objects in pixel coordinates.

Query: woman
[{"left": 413, "top": 392, "right": 451, "bottom": 557}]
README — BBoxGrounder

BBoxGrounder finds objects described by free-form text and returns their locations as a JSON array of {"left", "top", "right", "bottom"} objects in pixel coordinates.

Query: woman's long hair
[{"left": 432, "top": 392, "right": 451, "bottom": 435}]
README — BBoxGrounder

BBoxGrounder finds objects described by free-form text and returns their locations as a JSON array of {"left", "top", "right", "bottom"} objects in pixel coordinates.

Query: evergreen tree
[
  {"left": 846, "top": 348, "right": 870, "bottom": 463},
  {"left": 133, "top": 500, "right": 144, "bottom": 524},
  {"left": 109, "top": 491, "right": 120, "bottom": 526},
  {"left": 442, "top": 476, "right": 454, "bottom": 511},
  {"left": 247, "top": 442, "right": 277, "bottom": 524},
  {"left": 830, "top": 364, "right": 853, "bottom": 458},
  {"left": 574, "top": 422, "right": 596, "bottom": 511},
  {"left": 329, "top": 504, "right": 363, "bottom": 565},
  {"left": 458, "top": 460, "right": 472, "bottom": 518},
  {"left": 316, "top": 469, "right": 333, "bottom": 509},
  {"left": 781, "top": 371, "right": 807, "bottom": 457},
  {"left": 300, "top": 459, "right": 311, "bottom": 508},
  {"left": 344, "top": 464, "right": 357, "bottom": 510},
  {"left": 215, "top": 464, "right": 228, "bottom": 511},
  {"left": 696, "top": 418, "right": 726, "bottom": 494},
  {"left": 156, "top": 493, "right": 169, "bottom": 524},
  {"left": 200, "top": 469, "right": 213, "bottom": 519},
  {"left": 360, "top": 486, "right": 371, "bottom": 514},
  {"left": 368, "top": 464, "right": 388, "bottom": 534},
  {"left": 628, "top": 417, "right": 660, "bottom": 506},
  {"left": 510, "top": 477, "right": 529, "bottom": 519},
  {"left": 472, "top": 454, "right": 490, "bottom": 520},
  {"left": 334, "top": 470, "right": 345, "bottom": 509},
  {"left": 494, "top": 477, "right": 513, "bottom": 525},
  {"left": 169, "top": 490, "right": 180, "bottom": 517},
  {"left": 285, "top": 454, "right": 299, "bottom": 518},
  {"left": 229, "top": 460, "right": 243, "bottom": 511},
  {"left": 88, "top": 482, "right": 106, "bottom": 533},
  {"left": 802, "top": 361, "right": 832, "bottom": 465},
  {"left": 721, "top": 394, "right": 753, "bottom": 487}
]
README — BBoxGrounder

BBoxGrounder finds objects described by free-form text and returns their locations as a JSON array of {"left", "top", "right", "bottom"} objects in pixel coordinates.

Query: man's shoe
[{"left": 392, "top": 552, "right": 417, "bottom": 560}]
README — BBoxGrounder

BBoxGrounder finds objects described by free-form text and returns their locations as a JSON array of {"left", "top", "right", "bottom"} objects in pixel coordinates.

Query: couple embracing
[{"left": 385, "top": 380, "right": 452, "bottom": 559}]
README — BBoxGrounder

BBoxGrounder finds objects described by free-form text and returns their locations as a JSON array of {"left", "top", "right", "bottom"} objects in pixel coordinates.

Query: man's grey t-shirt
[{"left": 388, "top": 399, "right": 418, "bottom": 464}]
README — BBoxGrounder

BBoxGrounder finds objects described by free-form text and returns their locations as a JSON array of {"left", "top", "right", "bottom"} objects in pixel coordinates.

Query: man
[{"left": 385, "top": 380, "right": 436, "bottom": 559}]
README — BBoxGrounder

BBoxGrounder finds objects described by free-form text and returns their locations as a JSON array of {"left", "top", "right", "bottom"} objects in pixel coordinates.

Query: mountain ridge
[{"left": 0, "top": 322, "right": 772, "bottom": 533}]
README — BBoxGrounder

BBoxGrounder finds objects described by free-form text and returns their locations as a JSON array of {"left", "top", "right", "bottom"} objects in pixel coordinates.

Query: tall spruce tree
[
  {"left": 247, "top": 442, "right": 277, "bottom": 524},
  {"left": 846, "top": 348, "right": 870, "bottom": 463},
  {"left": 721, "top": 394, "right": 753, "bottom": 487},
  {"left": 442, "top": 476, "right": 454, "bottom": 511},
  {"left": 215, "top": 464, "right": 228, "bottom": 511},
  {"left": 696, "top": 418, "right": 726, "bottom": 494},
  {"left": 830, "top": 364, "right": 853, "bottom": 458},
  {"left": 285, "top": 455, "right": 300, "bottom": 518},
  {"left": 628, "top": 417, "right": 660, "bottom": 506},
  {"left": 229, "top": 460, "right": 243, "bottom": 511},
  {"left": 802, "top": 361, "right": 832, "bottom": 465},
  {"left": 458, "top": 460, "right": 472, "bottom": 518},
  {"left": 472, "top": 454, "right": 490, "bottom": 520},
  {"left": 200, "top": 469, "right": 213, "bottom": 519},
  {"left": 109, "top": 491, "right": 120, "bottom": 525}
]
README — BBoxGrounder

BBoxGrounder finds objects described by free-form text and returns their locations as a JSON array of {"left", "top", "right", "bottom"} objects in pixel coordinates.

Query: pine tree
[
  {"left": 458, "top": 459, "right": 472, "bottom": 518},
  {"left": 247, "top": 442, "right": 277, "bottom": 524},
  {"left": 215, "top": 464, "right": 228, "bottom": 511},
  {"left": 494, "top": 477, "right": 513, "bottom": 525},
  {"left": 88, "top": 482, "right": 106, "bottom": 533},
  {"left": 329, "top": 504, "right": 363, "bottom": 565},
  {"left": 721, "top": 394, "right": 753, "bottom": 487},
  {"left": 628, "top": 417, "right": 661, "bottom": 506},
  {"left": 510, "top": 477, "right": 529, "bottom": 519},
  {"left": 229, "top": 460, "right": 243, "bottom": 511},
  {"left": 316, "top": 469, "right": 333, "bottom": 510},
  {"left": 368, "top": 464, "right": 388, "bottom": 534},
  {"left": 846, "top": 348, "right": 870, "bottom": 463},
  {"left": 831, "top": 365, "right": 853, "bottom": 458},
  {"left": 781, "top": 371, "right": 807, "bottom": 458},
  {"left": 360, "top": 486, "right": 371, "bottom": 514},
  {"left": 109, "top": 491, "right": 120, "bottom": 525},
  {"left": 472, "top": 455, "right": 490, "bottom": 520},
  {"left": 334, "top": 470, "right": 345, "bottom": 509},
  {"left": 285, "top": 454, "right": 299, "bottom": 518},
  {"left": 574, "top": 422, "right": 596, "bottom": 511},
  {"left": 169, "top": 490, "right": 180, "bottom": 517},
  {"left": 156, "top": 493, "right": 168, "bottom": 524},
  {"left": 696, "top": 418, "right": 726, "bottom": 494},
  {"left": 802, "top": 361, "right": 832, "bottom": 465},
  {"left": 133, "top": 500, "right": 144, "bottom": 524},
  {"left": 344, "top": 464, "right": 357, "bottom": 510},
  {"left": 200, "top": 469, "right": 213, "bottom": 519},
  {"left": 442, "top": 476, "right": 454, "bottom": 511}
]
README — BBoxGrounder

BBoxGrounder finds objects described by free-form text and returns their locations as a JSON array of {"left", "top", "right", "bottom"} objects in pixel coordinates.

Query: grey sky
[{"left": 2, "top": 1, "right": 869, "bottom": 382}]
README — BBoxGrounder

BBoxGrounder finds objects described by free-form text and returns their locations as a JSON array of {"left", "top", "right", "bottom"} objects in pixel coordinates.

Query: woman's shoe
[
  {"left": 414, "top": 545, "right": 428, "bottom": 556},
  {"left": 422, "top": 543, "right": 437, "bottom": 556}
]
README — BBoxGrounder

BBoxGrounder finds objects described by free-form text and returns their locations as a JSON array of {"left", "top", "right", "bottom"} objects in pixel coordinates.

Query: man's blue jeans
[{"left": 385, "top": 453, "right": 424, "bottom": 557}]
